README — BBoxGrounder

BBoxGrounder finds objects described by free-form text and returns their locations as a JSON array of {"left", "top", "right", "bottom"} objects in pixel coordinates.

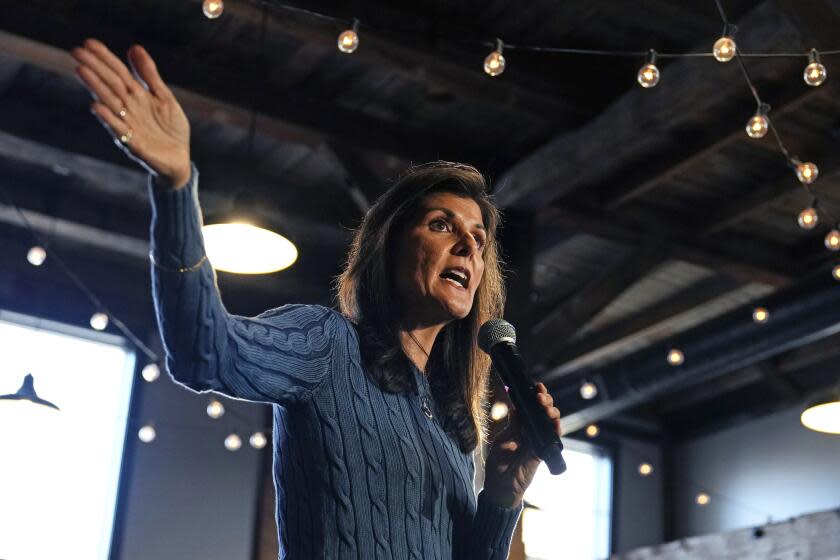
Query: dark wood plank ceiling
[{"left": 1, "top": 0, "right": 839, "bottom": 441}]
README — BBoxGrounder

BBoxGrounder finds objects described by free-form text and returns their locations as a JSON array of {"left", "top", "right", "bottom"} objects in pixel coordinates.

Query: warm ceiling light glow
[
  {"left": 580, "top": 381, "right": 598, "bottom": 400},
  {"left": 696, "top": 492, "right": 710, "bottom": 506},
  {"left": 90, "top": 312, "right": 109, "bottom": 331},
  {"left": 825, "top": 230, "right": 840, "bottom": 251},
  {"left": 795, "top": 162, "right": 819, "bottom": 184},
  {"left": 27, "top": 246, "right": 47, "bottom": 266},
  {"left": 490, "top": 401, "right": 509, "bottom": 421},
  {"left": 249, "top": 431, "right": 268, "bottom": 449},
  {"left": 752, "top": 307, "right": 769, "bottom": 324},
  {"left": 713, "top": 36, "right": 736, "bottom": 62},
  {"left": 484, "top": 39, "right": 506, "bottom": 77},
  {"left": 337, "top": 19, "right": 360, "bottom": 53},
  {"left": 201, "top": 223, "right": 297, "bottom": 274},
  {"left": 638, "top": 463, "right": 653, "bottom": 476},
  {"left": 801, "top": 400, "right": 840, "bottom": 434},
  {"left": 667, "top": 348, "right": 684, "bottom": 366},
  {"left": 141, "top": 363, "right": 160, "bottom": 382},
  {"left": 206, "top": 399, "right": 225, "bottom": 419},
  {"left": 804, "top": 50, "right": 827, "bottom": 86},
  {"left": 637, "top": 62, "right": 660, "bottom": 88},
  {"left": 798, "top": 207, "right": 819, "bottom": 230},
  {"left": 138, "top": 424, "right": 156, "bottom": 443},
  {"left": 833, "top": 265, "right": 840, "bottom": 281},
  {"left": 745, "top": 113, "right": 768, "bottom": 138},
  {"left": 224, "top": 433, "right": 242, "bottom": 451},
  {"left": 585, "top": 424, "right": 599, "bottom": 438},
  {"left": 202, "top": 0, "right": 223, "bottom": 19}
]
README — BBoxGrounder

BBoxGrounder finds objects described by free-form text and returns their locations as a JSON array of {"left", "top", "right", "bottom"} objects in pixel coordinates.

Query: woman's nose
[{"left": 453, "top": 231, "right": 477, "bottom": 256}]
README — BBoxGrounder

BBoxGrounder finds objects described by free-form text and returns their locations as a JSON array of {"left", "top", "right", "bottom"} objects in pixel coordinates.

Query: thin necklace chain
[{"left": 405, "top": 330, "right": 430, "bottom": 373}]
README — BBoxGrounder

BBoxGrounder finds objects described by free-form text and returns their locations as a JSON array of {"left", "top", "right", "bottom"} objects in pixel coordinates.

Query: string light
[
  {"left": 141, "top": 363, "right": 160, "bottom": 382},
  {"left": 637, "top": 50, "right": 660, "bottom": 88},
  {"left": 825, "top": 228, "right": 840, "bottom": 251},
  {"left": 337, "top": 18, "right": 360, "bottom": 54},
  {"left": 834, "top": 265, "right": 840, "bottom": 281},
  {"left": 224, "top": 433, "right": 242, "bottom": 451},
  {"left": 745, "top": 106, "right": 769, "bottom": 139},
  {"left": 202, "top": 0, "right": 224, "bottom": 19},
  {"left": 804, "top": 49, "right": 827, "bottom": 86},
  {"left": 484, "top": 38, "right": 506, "bottom": 77},
  {"left": 89, "top": 312, "right": 108, "bottom": 331},
  {"left": 794, "top": 161, "right": 819, "bottom": 184},
  {"left": 638, "top": 463, "right": 654, "bottom": 476},
  {"left": 249, "top": 431, "right": 268, "bottom": 449},
  {"left": 206, "top": 399, "right": 225, "bottom": 419},
  {"left": 490, "top": 401, "right": 509, "bottom": 421},
  {"left": 667, "top": 348, "right": 685, "bottom": 366},
  {"left": 585, "top": 424, "right": 599, "bottom": 438},
  {"left": 138, "top": 424, "right": 156, "bottom": 443},
  {"left": 798, "top": 204, "right": 819, "bottom": 230},
  {"left": 752, "top": 307, "right": 769, "bottom": 324},
  {"left": 713, "top": 35, "right": 736, "bottom": 62},
  {"left": 580, "top": 380, "right": 598, "bottom": 400},
  {"left": 696, "top": 492, "right": 711, "bottom": 506},
  {"left": 27, "top": 246, "right": 47, "bottom": 266}
]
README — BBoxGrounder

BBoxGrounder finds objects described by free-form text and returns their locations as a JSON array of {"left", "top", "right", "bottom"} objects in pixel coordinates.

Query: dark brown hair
[{"left": 335, "top": 161, "right": 505, "bottom": 452}]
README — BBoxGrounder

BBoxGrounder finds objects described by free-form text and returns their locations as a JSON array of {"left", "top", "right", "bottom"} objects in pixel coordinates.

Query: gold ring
[
  {"left": 118, "top": 108, "right": 127, "bottom": 119},
  {"left": 119, "top": 129, "right": 133, "bottom": 144}
]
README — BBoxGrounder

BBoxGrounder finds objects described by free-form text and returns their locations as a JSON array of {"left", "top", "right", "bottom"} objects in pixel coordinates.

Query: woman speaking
[{"left": 72, "top": 38, "right": 562, "bottom": 559}]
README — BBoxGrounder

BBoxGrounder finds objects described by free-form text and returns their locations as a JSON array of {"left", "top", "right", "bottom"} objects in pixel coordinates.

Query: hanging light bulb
[
  {"left": 667, "top": 348, "right": 684, "bottom": 366},
  {"left": 803, "top": 49, "right": 827, "bottom": 87},
  {"left": 794, "top": 161, "right": 819, "bottom": 184},
  {"left": 138, "top": 424, "right": 156, "bottom": 443},
  {"left": 801, "top": 387, "right": 840, "bottom": 434},
  {"left": 0, "top": 373, "right": 60, "bottom": 411},
  {"left": 638, "top": 463, "right": 654, "bottom": 476},
  {"left": 637, "top": 49, "right": 660, "bottom": 88},
  {"left": 490, "top": 401, "right": 509, "bottom": 421},
  {"left": 224, "top": 433, "right": 242, "bottom": 451},
  {"left": 206, "top": 399, "right": 225, "bottom": 419},
  {"left": 713, "top": 35, "right": 736, "bottom": 62},
  {"left": 834, "top": 265, "right": 840, "bottom": 281},
  {"left": 798, "top": 205, "right": 819, "bottom": 230},
  {"left": 696, "top": 492, "right": 711, "bottom": 506},
  {"left": 752, "top": 307, "right": 769, "bottom": 324},
  {"left": 141, "top": 363, "right": 160, "bottom": 382},
  {"left": 90, "top": 312, "right": 109, "bottom": 331},
  {"left": 337, "top": 18, "right": 360, "bottom": 54},
  {"left": 202, "top": 0, "right": 224, "bottom": 19},
  {"left": 27, "top": 246, "right": 47, "bottom": 266},
  {"left": 249, "top": 431, "right": 268, "bottom": 449},
  {"left": 745, "top": 105, "right": 769, "bottom": 139},
  {"left": 585, "top": 424, "right": 599, "bottom": 438},
  {"left": 580, "top": 380, "right": 598, "bottom": 400},
  {"left": 484, "top": 38, "right": 506, "bottom": 77},
  {"left": 825, "top": 228, "right": 840, "bottom": 251}
]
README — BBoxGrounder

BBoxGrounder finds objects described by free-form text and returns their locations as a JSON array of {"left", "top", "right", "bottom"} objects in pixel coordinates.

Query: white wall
[{"left": 673, "top": 404, "right": 840, "bottom": 538}]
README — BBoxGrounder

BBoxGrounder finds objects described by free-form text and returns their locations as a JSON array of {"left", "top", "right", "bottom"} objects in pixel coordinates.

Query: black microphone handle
[{"left": 489, "top": 342, "right": 567, "bottom": 475}]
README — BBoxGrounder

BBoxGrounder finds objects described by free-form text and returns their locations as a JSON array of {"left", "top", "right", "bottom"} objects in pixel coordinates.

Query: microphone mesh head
[{"left": 478, "top": 319, "right": 517, "bottom": 354}]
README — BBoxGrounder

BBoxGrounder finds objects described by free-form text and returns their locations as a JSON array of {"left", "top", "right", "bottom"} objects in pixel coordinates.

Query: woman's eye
[
  {"left": 430, "top": 219, "right": 449, "bottom": 231},
  {"left": 474, "top": 235, "right": 486, "bottom": 248}
]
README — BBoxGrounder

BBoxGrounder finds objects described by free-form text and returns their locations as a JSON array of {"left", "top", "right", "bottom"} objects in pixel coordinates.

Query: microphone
[{"left": 478, "top": 319, "right": 567, "bottom": 475}]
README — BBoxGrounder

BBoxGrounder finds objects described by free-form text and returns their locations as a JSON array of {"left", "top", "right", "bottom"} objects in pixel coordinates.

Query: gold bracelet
[{"left": 149, "top": 252, "right": 208, "bottom": 273}]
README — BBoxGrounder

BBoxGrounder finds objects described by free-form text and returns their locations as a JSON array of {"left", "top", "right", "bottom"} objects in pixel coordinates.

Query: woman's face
[{"left": 395, "top": 192, "right": 487, "bottom": 325}]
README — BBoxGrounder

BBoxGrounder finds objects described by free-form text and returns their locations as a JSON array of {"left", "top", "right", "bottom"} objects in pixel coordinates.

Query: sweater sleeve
[{"left": 148, "top": 164, "right": 343, "bottom": 406}]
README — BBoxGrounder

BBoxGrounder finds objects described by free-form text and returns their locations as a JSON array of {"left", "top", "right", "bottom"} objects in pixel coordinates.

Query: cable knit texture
[{"left": 148, "top": 165, "right": 522, "bottom": 559}]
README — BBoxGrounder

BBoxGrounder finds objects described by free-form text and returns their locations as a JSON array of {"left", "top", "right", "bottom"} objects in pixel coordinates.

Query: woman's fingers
[
  {"left": 91, "top": 102, "right": 131, "bottom": 145},
  {"left": 127, "top": 45, "right": 172, "bottom": 100},
  {"left": 85, "top": 39, "right": 138, "bottom": 93},
  {"left": 76, "top": 65, "right": 123, "bottom": 112}
]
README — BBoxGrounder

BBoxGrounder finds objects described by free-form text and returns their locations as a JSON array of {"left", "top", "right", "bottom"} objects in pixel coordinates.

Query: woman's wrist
[{"left": 480, "top": 486, "right": 523, "bottom": 510}]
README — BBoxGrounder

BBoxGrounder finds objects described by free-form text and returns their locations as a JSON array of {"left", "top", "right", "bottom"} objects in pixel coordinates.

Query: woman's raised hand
[{"left": 72, "top": 39, "right": 192, "bottom": 189}]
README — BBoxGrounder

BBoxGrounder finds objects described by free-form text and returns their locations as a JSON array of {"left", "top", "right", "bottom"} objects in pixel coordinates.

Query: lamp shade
[
  {"left": 0, "top": 373, "right": 60, "bottom": 411},
  {"left": 801, "top": 389, "right": 840, "bottom": 434}
]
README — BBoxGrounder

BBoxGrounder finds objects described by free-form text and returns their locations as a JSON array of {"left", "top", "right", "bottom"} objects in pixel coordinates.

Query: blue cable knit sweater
[{"left": 148, "top": 166, "right": 523, "bottom": 559}]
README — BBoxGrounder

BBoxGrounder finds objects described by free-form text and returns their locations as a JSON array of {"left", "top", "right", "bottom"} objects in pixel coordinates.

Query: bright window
[
  {"left": 521, "top": 439, "right": 613, "bottom": 559},
  {"left": 0, "top": 310, "right": 136, "bottom": 560}
]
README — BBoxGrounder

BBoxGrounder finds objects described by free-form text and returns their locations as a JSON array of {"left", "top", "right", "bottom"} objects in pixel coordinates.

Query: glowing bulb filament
[
  {"left": 713, "top": 36, "right": 736, "bottom": 62},
  {"left": 337, "top": 19, "right": 360, "bottom": 54},
  {"left": 484, "top": 38, "right": 506, "bottom": 77},
  {"left": 804, "top": 49, "right": 827, "bottom": 86}
]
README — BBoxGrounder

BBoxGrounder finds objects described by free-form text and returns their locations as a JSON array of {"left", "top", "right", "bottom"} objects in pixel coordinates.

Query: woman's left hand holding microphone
[{"left": 481, "top": 383, "right": 562, "bottom": 509}]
